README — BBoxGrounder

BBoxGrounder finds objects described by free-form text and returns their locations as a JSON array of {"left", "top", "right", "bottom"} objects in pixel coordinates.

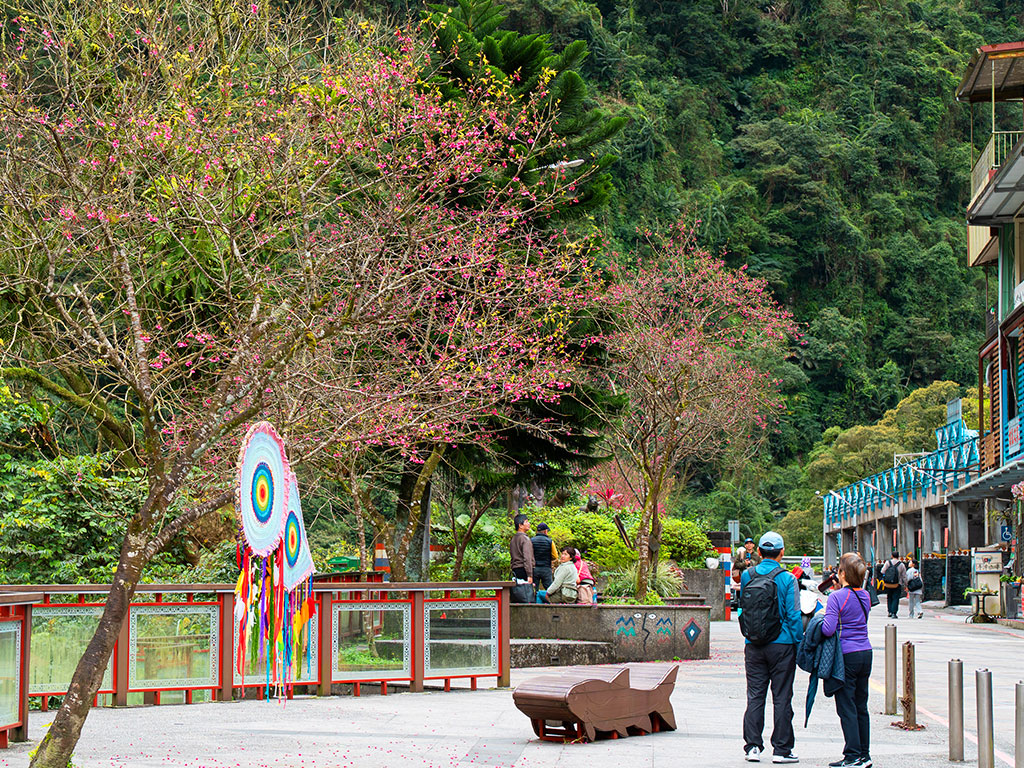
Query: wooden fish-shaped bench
[{"left": 512, "top": 663, "right": 677, "bottom": 742}]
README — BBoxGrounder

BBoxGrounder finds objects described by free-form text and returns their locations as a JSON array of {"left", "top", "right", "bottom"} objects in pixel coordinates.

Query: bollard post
[
  {"left": 1016, "top": 681, "right": 1023, "bottom": 768},
  {"left": 885, "top": 624, "right": 898, "bottom": 715},
  {"left": 900, "top": 642, "right": 919, "bottom": 729},
  {"left": 977, "top": 669, "right": 994, "bottom": 768},
  {"left": 949, "top": 660, "right": 964, "bottom": 762}
]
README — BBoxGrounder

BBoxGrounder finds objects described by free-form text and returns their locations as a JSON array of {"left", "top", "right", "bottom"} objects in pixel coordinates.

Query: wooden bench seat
[{"left": 512, "top": 663, "right": 677, "bottom": 742}]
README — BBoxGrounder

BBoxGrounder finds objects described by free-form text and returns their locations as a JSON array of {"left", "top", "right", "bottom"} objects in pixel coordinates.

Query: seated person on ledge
[{"left": 544, "top": 549, "right": 579, "bottom": 604}]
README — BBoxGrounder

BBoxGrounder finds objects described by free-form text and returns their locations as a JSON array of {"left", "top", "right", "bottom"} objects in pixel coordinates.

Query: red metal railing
[{"left": 0, "top": 581, "right": 511, "bottom": 748}]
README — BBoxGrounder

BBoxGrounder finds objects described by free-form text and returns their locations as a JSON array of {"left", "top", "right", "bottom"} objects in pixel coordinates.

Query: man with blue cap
[{"left": 739, "top": 531, "right": 803, "bottom": 764}]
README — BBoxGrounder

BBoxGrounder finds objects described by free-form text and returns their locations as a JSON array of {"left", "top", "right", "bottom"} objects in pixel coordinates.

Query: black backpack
[
  {"left": 739, "top": 568, "right": 786, "bottom": 646},
  {"left": 882, "top": 561, "right": 900, "bottom": 586}
]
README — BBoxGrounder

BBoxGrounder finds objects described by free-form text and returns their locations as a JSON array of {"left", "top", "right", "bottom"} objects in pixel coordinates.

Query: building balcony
[{"left": 958, "top": 43, "right": 1024, "bottom": 235}]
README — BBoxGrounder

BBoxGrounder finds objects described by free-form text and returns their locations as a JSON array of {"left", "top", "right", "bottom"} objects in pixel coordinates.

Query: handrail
[
  {"left": 971, "top": 131, "right": 1024, "bottom": 204},
  {"left": 823, "top": 421, "right": 980, "bottom": 525},
  {"left": 0, "top": 581, "right": 511, "bottom": 595}
]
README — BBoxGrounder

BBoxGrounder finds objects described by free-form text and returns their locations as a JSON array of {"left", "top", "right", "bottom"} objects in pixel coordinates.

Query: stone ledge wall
[
  {"left": 511, "top": 603, "right": 710, "bottom": 661},
  {"left": 676, "top": 568, "right": 726, "bottom": 621}
]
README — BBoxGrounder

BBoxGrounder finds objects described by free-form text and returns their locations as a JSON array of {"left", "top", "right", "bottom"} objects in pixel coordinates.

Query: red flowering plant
[
  {"left": 585, "top": 225, "right": 797, "bottom": 597},
  {"left": 0, "top": 4, "right": 596, "bottom": 764}
]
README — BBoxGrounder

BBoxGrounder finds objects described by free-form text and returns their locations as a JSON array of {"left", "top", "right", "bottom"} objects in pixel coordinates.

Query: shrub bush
[
  {"left": 661, "top": 518, "right": 715, "bottom": 567},
  {"left": 521, "top": 504, "right": 637, "bottom": 572},
  {"left": 603, "top": 561, "right": 683, "bottom": 598}
]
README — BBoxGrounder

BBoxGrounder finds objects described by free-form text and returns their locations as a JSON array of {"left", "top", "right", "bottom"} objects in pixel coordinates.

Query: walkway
[{"left": 4, "top": 601, "right": 1021, "bottom": 767}]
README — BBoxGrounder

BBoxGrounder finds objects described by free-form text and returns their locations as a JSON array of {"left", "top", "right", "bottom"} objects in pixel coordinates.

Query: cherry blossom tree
[
  {"left": 589, "top": 226, "right": 796, "bottom": 597},
  {"left": 0, "top": 3, "right": 591, "bottom": 764}
]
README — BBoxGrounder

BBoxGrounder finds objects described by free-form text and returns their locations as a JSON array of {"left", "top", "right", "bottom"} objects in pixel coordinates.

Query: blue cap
[{"left": 758, "top": 531, "right": 784, "bottom": 551}]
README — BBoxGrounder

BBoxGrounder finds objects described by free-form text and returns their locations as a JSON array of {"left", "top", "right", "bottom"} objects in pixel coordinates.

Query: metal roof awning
[
  {"left": 966, "top": 139, "right": 1024, "bottom": 226},
  {"left": 957, "top": 42, "right": 1024, "bottom": 103},
  {"left": 946, "top": 457, "right": 1024, "bottom": 502}
]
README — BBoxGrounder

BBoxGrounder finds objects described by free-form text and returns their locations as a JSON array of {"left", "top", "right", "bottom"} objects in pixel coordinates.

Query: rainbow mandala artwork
[
  {"left": 282, "top": 469, "right": 315, "bottom": 591},
  {"left": 236, "top": 421, "right": 290, "bottom": 556},
  {"left": 233, "top": 421, "right": 317, "bottom": 700}
]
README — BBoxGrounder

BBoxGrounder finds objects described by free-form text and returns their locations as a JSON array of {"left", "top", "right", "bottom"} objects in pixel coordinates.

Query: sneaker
[
  {"left": 745, "top": 747, "right": 762, "bottom": 762},
  {"left": 828, "top": 760, "right": 857, "bottom": 767},
  {"left": 772, "top": 754, "right": 799, "bottom": 764},
  {"left": 855, "top": 757, "right": 872, "bottom": 768}
]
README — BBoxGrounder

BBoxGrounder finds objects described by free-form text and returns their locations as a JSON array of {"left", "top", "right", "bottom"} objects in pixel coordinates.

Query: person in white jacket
[{"left": 905, "top": 559, "right": 924, "bottom": 618}]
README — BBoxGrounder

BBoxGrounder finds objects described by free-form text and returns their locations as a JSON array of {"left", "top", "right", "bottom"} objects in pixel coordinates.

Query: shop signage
[
  {"left": 974, "top": 549, "right": 1003, "bottom": 573},
  {"left": 1009, "top": 416, "right": 1021, "bottom": 456}
]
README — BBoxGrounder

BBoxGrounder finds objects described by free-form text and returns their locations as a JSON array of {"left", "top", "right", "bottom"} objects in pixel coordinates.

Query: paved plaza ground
[{"left": 5, "top": 600, "right": 1022, "bottom": 768}]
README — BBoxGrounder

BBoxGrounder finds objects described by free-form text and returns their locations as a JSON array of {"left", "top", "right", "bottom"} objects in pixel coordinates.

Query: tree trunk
[
  {"left": 30, "top": 528, "right": 150, "bottom": 768},
  {"left": 391, "top": 447, "right": 446, "bottom": 582},
  {"left": 452, "top": 537, "right": 467, "bottom": 581},
  {"left": 348, "top": 464, "right": 369, "bottom": 572},
  {"left": 420, "top": 480, "right": 432, "bottom": 581},
  {"left": 635, "top": 523, "right": 651, "bottom": 599},
  {"left": 649, "top": 505, "right": 664, "bottom": 570}
]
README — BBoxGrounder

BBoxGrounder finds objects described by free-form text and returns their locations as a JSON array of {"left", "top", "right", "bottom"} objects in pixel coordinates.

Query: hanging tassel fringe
[{"left": 234, "top": 544, "right": 316, "bottom": 703}]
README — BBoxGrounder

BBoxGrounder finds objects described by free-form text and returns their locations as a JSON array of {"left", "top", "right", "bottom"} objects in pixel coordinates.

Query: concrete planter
[
  {"left": 675, "top": 568, "right": 726, "bottom": 620},
  {"left": 511, "top": 603, "right": 710, "bottom": 667}
]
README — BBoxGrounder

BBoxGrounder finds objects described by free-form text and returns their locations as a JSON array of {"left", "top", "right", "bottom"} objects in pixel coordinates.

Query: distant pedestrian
[
  {"left": 740, "top": 531, "right": 803, "bottom": 764},
  {"left": 530, "top": 523, "right": 558, "bottom": 591},
  {"left": 736, "top": 537, "right": 762, "bottom": 572},
  {"left": 821, "top": 553, "right": 873, "bottom": 768},
  {"left": 880, "top": 550, "right": 906, "bottom": 619},
  {"left": 544, "top": 549, "right": 579, "bottom": 604},
  {"left": 905, "top": 559, "right": 924, "bottom": 619},
  {"left": 509, "top": 514, "right": 534, "bottom": 584}
]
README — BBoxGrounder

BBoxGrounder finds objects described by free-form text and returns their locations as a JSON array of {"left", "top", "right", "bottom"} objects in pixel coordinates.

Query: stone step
[{"left": 511, "top": 638, "right": 616, "bottom": 668}]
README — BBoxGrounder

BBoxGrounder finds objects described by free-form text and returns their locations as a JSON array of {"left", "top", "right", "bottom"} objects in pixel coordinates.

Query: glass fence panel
[
  {"left": 424, "top": 601, "right": 498, "bottom": 677},
  {"left": 0, "top": 621, "right": 20, "bottom": 727},
  {"left": 332, "top": 603, "right": 410, "bottom": 681},
  {"left": 129, "top": 605, "right": 219, "bottom": 690},
  {"left": 30, "top": 607, "right": 113, "bottom": 694},
  {"left": 233, "top": 612, "right": 319, "bottom": 686}
]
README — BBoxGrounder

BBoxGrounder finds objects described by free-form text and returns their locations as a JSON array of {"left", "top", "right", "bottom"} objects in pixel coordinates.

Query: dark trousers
[
  {"left": 834, "top": 650, "right": 872, "bottom": 759},
  {"left": 743, "top": 643, "right": 796, "bottom": 755},
  {"left": 886, "top": 588, "right": 901, "bottom": 617},
  {"left": 512, "top": 567, "right": 529, "bottom": 581},
  {"left": 533, "top": 567, "right": 554, "bottom": 590}
]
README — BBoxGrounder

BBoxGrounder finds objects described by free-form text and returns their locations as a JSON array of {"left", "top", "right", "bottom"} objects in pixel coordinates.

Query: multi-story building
[{"left": 822, "top": 43, "right": 1023, "bottom": 593}]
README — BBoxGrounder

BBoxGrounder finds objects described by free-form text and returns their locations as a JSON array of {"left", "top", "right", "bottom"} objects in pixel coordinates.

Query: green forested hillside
[{"left": 464, "top": 0, "right": 1012, "bottom": 529}]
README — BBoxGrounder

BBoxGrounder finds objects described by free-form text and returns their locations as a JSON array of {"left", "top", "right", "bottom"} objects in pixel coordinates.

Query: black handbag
[{"left": 510, "top": 581, "right": 536, "bottom": 604}]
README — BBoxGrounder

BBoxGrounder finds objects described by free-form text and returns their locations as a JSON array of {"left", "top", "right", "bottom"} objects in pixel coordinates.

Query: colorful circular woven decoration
[
  {"left": 284, "top": 511, "right": 301, "bottom": 567},
  {"left": 282, "top": 468, "right": 314, "bottom": 590},
  {"left": 236, "top": 421, "right": 290, "bottom": 556}
]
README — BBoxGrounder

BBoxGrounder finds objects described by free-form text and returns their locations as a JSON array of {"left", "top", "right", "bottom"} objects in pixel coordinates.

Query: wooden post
[
  {"left": 317, "top": 591, "right": 332, "bottom": 696},
  {"left": 498, "top": 586, "right": 511, "bottom": 688},
  {"left": 11, "top": 606, "right": 31, "bottom": 743},
  {"left": 410, "top": 591, "right": 425, "bottom": 693},
  {"left": 114, "top": 608, "right": 131, "bottom": 707},
  {"left": 901, "top": 641, "right": 921, "bottom": 730},
  {"left": 218, "top": 592, "right": 233, "bottom": 702}
]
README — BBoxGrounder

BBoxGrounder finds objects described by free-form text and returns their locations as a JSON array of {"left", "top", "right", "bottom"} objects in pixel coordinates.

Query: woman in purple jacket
[{"left": 821, "top": 553, "right": 873, "bottom": 768}]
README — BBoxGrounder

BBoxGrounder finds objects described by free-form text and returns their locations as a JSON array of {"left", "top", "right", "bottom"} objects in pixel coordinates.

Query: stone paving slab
[{"left": 4, "top": 600, "right": 1022, "bottom": 768}]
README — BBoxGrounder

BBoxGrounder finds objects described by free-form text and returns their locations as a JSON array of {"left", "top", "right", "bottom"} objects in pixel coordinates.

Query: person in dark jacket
[
  {"left": 881, "top": 550, "right": 906, "bottom": 619},
  {"left": 821, "top": 552, "right": 873, "bottom": 768},
  {"left": 530, "top": 523, "right": 558, "bottom": 590}
]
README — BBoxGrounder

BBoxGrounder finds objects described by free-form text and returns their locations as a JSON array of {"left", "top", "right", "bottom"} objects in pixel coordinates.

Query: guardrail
[
  {"left": 0, "top": 580, "right": 511, "bottom": 747},
  {"left": 823, "top": 422, "right": 980, "bottom": 525},
  {"left": 971, "top": 131, "right": 1024, "bottom": 204}
]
